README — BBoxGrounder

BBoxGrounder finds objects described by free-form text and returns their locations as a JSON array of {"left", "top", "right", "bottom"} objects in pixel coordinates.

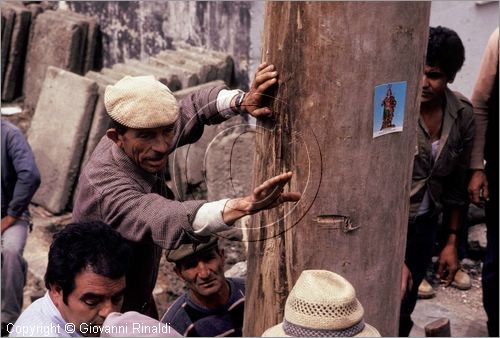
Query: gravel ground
[{"left": 411, "top": 261, "right": 489, "bottom": 337}]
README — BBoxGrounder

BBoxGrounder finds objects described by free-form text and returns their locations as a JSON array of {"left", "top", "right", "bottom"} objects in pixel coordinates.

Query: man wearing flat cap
[
  {"left": 161, "top": 236, "right": 244, "bottom": 336},
  {"left": 72, "top": 63, "right": 300, "bottom": 319}
]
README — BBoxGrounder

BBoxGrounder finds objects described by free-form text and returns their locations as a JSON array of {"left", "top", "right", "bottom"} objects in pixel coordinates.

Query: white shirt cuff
[
  {"left": 216, "top": 89, "right": 243, "bottom": 119},
  {"left": 193, "top": 199, "right": 231, "bottom": 235}
]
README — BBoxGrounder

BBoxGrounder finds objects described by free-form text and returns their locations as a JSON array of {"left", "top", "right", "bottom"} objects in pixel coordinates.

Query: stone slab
[
  {"left": 176, "top": 47, "right": 232, "bottom": 84},
  {"left": 23, "top": 11, "right": 87, "bottom": 110},
  {"left": 25, "top": 3, "right": 44, "bottom": 44},
  {"left": 205, "top": 120, "right": 254, "bottom": 201},
  {"left": 85, "top": 70, "right": 117, "bottom": 85},
  {"left": 173, "top": 42, "right": 234, "bottom": 85},
  {"left": 81, "top": 80, "right": 111, "bottom": 168},
  {"left": 123, "top": 59, "right": 182, "bottom": 91},
  {"left": 112, "top": 62, "right": 176, "bottom": 89},
  {"left": 100, "top": 67, "right": 128, "bottom": 81},
  {"left": 2, "top": 3, "right": 31, "bottom": 102},
  {"left": 172, "top": 80, "right": 225, "bottom": 100},
  {"left": 77, "top": 14, "right": 99, "bottom": 74},
  {"left": 156, "top": 50, "right": 215, "bottom": 83},
  {"left": 41, "top": 10, "right": 89, "bottom": 74},
  {"left": 29, "top": 66, "right": 97, "bottom": 213},
  {"left": 1, "top": 5, "right": 16, "bottom": 89},
  {"left": 147, "top": 57, "right": 199, "bottom": 89},
  {"left": 48, "top": 9, "right": 99, "bottom": 74},
  {"left": 70, "top": 72, "right": 114, "bottom": 207},
  {"left": 163, "top": 49, "right": 219, "bottom": 83},
  {"left": 25, "top": 3, "right": 44, "bottom": 21}
]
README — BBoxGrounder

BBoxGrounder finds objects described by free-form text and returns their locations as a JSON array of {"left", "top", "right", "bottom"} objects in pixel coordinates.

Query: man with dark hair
[
  {"left": 73, "top": 64, "right": 301, "bottom": 318},
  {"left": 399, "top": 26, "right": 475, "bottom": 336},
  {"left": 9, "top": 222, "right": 132, "bottom": 337},
  {"left": 1, "top": 120, "right": 41, "bottom": 336},
  {"left": 161, "top": 236, "right": 244, "bottom": 336}
]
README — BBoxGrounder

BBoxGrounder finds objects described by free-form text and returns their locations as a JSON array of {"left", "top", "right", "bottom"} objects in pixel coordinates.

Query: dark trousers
[
  {"left": 483, "top": 164, "right": 498, "bottom": 337},
  {"left": 399, "top": 212, "right": 439, "bottom": 336}
]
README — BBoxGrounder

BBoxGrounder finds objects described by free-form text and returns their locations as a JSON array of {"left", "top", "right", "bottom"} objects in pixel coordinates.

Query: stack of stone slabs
[
  {"left": 29, "top": 66, "right": 97, "bottom": 214},
  {"left": 154, "top": 50, "right": 217, "bottom": 84},
  {"left": 146, "top": 57, "right": 200, "bottom": 89},
  {"left": 1, "top": 3, "right": 31, "bottom": 101},
  {"left": 174, "top": 42, "right": 234, "bottom": 85},
  {"left": 22, "top": 10, "right": 95, "bottom": 109},
  {"left": 111, "top": 62, "right": 181, "bottom": 91}
]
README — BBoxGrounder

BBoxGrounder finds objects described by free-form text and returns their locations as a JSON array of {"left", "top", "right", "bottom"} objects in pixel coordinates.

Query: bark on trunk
[{"left": 243, "top": 2, "right": 430, "bottom": 336}]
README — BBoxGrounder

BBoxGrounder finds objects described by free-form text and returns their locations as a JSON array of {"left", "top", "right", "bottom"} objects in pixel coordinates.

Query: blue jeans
[{"left": 1, "top": 218, "right": 29, "bottom": 325}]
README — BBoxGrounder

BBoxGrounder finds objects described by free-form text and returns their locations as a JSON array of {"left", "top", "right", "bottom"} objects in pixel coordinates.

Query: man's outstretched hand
[
  {"left": 223, "top": 171, "right": 301, "bottom": 224},
  {"left": 243, "top": 62, "right": 278, "bottom": 118}
]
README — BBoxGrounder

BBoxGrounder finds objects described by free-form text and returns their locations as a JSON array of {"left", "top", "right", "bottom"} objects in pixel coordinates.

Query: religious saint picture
[{"left": 373, "top": 81, "right": 407, "bottom": 138}]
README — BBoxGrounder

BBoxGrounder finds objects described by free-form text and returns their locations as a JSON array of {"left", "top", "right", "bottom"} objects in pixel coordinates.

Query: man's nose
[
  {"left": 151, "top": 134, "right": 170, "bottom": 153},
  {"left": 98, "top": 300, "right": 116, "bottom": 319},
  {"left": 422, "top": 74, "right": 430, "bottom": 88},
  {"left": 197, "top": 261, "right": 210, "bottom": 278}
]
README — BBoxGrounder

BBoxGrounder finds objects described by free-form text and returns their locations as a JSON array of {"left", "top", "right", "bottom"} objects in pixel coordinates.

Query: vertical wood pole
[{"left": 243, "top": 2, "right": 430, "bottom": 336}]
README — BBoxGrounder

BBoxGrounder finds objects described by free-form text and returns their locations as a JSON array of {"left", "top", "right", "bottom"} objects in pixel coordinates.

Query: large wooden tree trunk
[{"left": 244, "top": 2, "right": 430, "bottom": 336}]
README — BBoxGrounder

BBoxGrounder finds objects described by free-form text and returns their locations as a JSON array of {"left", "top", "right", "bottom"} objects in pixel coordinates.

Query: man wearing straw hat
[
  {"left": 262, "top": 270, "right": 380, "bottom": 337},
  {"left": 72, "top": 63, "right": 300, "bottom": 319}
]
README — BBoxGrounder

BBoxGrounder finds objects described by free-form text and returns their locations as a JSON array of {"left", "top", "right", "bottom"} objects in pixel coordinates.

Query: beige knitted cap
[{"left": 104, "top": 75, "right": 179, "bottom": 129}]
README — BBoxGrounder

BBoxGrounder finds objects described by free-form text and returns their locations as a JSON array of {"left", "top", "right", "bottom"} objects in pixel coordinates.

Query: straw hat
[
  {"left": 262, "top": 270, "right": 380, "bottom": 337},
  {"left": 104, "top": 75, "right": 179, "bottom": 129}
]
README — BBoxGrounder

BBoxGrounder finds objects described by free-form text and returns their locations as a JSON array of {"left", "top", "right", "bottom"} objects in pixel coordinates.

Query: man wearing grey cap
[
  {"left": 161, "top": 236, "right": 244, "bottom": 337},
  {"left": 72, "top": 63, "right": 300, "bottom": 319}
]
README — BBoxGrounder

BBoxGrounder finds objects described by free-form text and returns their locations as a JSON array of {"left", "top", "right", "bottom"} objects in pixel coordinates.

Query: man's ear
[
  {"left": 219, "top": 248, "right": 225, "bottom": 264},
  {"left": 106, "top": 128, "right": 122, "bottom": 147},
  {"left": 173, "top": 265, "right": 183, "bottom": 279},
  {"left": 49, "top": 284, "right": 64, "bottom": 307}
]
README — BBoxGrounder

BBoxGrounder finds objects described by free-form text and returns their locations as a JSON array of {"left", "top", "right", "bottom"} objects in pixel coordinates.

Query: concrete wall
[
  {"left": 430, "top": 1, "right": 498, "bottom": 98},
  {"left": 67, "top": 1, "right": 254, "bottom": 88}
]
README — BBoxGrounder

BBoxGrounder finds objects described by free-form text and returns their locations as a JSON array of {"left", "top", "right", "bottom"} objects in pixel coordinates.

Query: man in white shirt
[{"left": 8, "top": 221, "right": 132, "bottom": 337}]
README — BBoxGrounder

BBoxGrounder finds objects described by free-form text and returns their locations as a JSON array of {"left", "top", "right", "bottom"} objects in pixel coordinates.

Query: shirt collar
[{"left": 443, "top": 87, "right": 467, "bottom": 119}]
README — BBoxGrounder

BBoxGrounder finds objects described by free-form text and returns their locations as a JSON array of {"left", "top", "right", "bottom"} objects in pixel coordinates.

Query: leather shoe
[
  {"left": 417, "top": 279, "right": 435, "bottom": 299},
  {"left": 452, "top": 269, "right": 472, "bottom": 290}
]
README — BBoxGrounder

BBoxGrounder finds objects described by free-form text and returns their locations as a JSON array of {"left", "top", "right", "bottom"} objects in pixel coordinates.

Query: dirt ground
[{"left": 411, "top": 273, "right": 488, "bottom": 336}]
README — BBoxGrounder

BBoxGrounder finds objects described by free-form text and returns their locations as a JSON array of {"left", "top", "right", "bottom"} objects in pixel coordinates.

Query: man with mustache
[
  {"left": 161, "top": 236, "right": 242, "bottom": 337},
  {"left": 9, "top": 222, "right": 132, "bottom": 337},
  {"left": 399, "top": 26, "right": 475, "bottom": 336},
  {"left": 72, "top": 63, "right": 301, "bottom": 319}
]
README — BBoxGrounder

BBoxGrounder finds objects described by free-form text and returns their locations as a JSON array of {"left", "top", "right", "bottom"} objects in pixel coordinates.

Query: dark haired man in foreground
[{"left": 9, "top": 222, "right": 132, "bottom": 337}]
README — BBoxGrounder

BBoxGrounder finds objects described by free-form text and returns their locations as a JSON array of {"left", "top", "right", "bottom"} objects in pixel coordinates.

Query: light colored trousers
[{"left": 1, "top": 219, "right": 28, "bottom": 325}]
